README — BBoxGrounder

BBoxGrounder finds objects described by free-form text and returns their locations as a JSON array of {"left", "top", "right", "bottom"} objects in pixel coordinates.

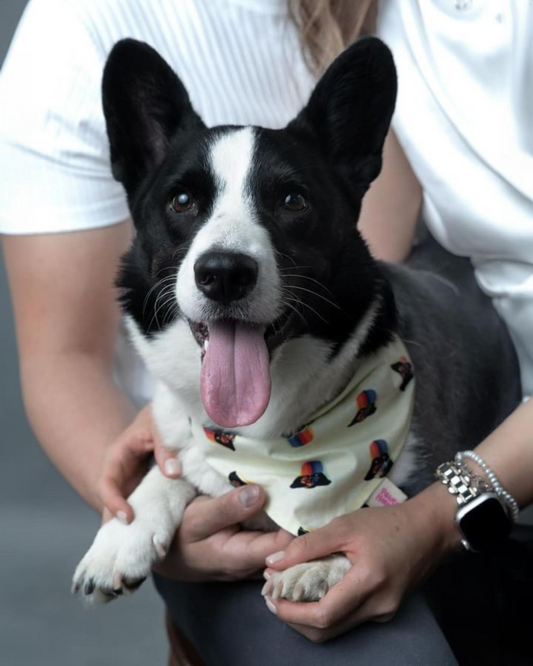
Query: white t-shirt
[
  {"left": 0, "top": 0, "right": 315, "bottom": 406},
  {"left": 0, "top": 0, "right": 531, "bottom": 399},
  {"left": 0, "top": 0, "right": 313, "bottom": 234},
  {"left": 377, "top": 0, "right": 533, "bottom": 397}
]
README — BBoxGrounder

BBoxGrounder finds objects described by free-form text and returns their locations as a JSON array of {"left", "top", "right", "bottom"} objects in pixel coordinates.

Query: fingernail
[
  {"left": 164, "top": 459, "right": 181, "bottom": 476},
  {"left": 263, "top": 570, "right": 272, "bottom": 580},
  {"left": 113, "top": 572, "right": 123, "bottom": 591},
  {"left": 238, "top": 484, "right": 260, "bottom": 508},
  {"left": 266, "top": 551, "right": 285, "bottom": 566},
  {"left": 117, "top": 511, "right": 129, "bottom": 525},
  {"left": 265, "top": 598, "right": 277, "bottom": 615}
]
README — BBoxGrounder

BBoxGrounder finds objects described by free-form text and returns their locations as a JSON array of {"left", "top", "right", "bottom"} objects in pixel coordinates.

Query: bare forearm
[
  {"left": 21, "top": 353, "right": 135, "bottom": 512},
  {"left": 359, "top": 131, "right": 422, "bottom": 263},
  {"left": 410, "top": 398, "right": 533, "bottom": 556},
  {"left": 470, "top": 399, "right": 533, "bottom": 508}
]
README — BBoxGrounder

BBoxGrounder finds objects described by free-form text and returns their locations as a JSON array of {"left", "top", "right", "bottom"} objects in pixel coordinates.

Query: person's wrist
[{"left": 407, "top": 482, "right": 463, "bottom": 556}]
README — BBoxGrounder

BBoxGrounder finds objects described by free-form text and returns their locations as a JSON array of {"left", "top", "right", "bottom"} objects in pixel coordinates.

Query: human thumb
[{"left": 153, "top": 429, "right": 181, "bottom": 478}]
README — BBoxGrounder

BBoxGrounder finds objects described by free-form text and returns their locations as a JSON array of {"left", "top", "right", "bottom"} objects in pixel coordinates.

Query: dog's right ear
[
  {"left": 287, "top": 37, "right": 397, "bottom": 192},
  {"left": 102, "top": 39, "right": 204, "bottom": 193}
]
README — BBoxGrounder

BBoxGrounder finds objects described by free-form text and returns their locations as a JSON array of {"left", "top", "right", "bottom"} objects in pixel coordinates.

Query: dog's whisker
[
  {"left": 278, "top": 265, "right": 315, "bottom": 272},
  {"left": 161, "top": 296, "right": 180, "bottom": 326},
  {"left": 281, "top": 274, "right": 335, "bottom": 296},
  {"left": 149, "top": 285, "right": 177, "bottom": 331},
  {"left": 154, "top": 265, "right": 180, "bottom": 277},
  {"left": 163, "top": 305, "right": 180, "bottom": 327},
  {"left": 272, "top": 307, "right": 292, "bottom": 336},
  {"left": 282, "top": 292, "right": 309, "bottom": 322},
  {"left": 286, "top": 285, "right": 341, "bottom": 310},
  {"left": 284, "top": 291, "right": 328, "bottom": 324},
  {"left": 297, "top": 301, "right": 328, "bottom": 324},
  {"left": 274, "top": 249, "right": 299, "bottom": 269},
  {"left": 401, "top": 337, "right": 424, "bottom": 348},
  {"left": 143, "top": 275, "right": 178, "bottom": 318},
  {"left": 282, "top": 298, "right": 309, "bottom": 328},
  {"left": 171, "top": 246, "right": 189, "bottom": 262}
]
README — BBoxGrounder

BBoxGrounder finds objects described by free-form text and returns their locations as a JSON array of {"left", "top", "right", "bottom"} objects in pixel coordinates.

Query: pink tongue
[{"left": 201, "top": 321, "right": 271, "bottom": 428}]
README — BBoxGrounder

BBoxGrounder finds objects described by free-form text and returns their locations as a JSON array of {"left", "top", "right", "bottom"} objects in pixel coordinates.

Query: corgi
[{"left": 73, "top": 37, "right": 519, "bottom": 604}]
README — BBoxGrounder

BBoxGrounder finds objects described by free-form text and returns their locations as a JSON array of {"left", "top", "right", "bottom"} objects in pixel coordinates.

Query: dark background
[{"left": 0, "top": 1, "right": 167, "bottom": 663}]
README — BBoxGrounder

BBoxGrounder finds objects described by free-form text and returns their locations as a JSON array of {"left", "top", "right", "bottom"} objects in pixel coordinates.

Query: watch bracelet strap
[
  {"left": 435, "top": 462, "right": 484, "bottom": 552},
  {"left": 435, "top": 461, "right": 480, "bottom": 506}
]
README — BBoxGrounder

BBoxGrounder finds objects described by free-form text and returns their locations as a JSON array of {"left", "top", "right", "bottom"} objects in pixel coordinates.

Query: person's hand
[
  {"left": 100, "top": 403, "right": 181, "bottom": 523},
  {"left": 263, "top": 483, "right": 462, "bottom": 643},
  {"left": 154, "top": 484, "right": 294, "bottom": 582}
]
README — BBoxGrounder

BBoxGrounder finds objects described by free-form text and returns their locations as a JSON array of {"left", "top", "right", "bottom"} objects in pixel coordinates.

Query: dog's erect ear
[
  {"left": 102, "top": 39, "right": 204, "bottom": 192},
  {"left": 288, "top": 37, "right": 397, "bottom": 188}
]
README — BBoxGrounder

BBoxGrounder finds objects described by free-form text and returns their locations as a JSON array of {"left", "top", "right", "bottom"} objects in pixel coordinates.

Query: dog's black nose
[{"left": 194, "top": 251, "right": 258, "bottom": 304}]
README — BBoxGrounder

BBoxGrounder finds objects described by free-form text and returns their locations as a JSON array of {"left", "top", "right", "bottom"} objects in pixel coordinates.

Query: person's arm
[
  {"left": 3, "top": 225, "right": 294, "bottom": 577},
  {"left": 264, "top": 399, "right": 533, "bottom": 642},
  {"left": 3, "top": 223, "right": 134, "bottom": 511},
  {"left": 358, "top": 130, "right": 422, "bottom": 262},
  {"left": 468, "top": 399, "right": 533, "bottom": 507}
]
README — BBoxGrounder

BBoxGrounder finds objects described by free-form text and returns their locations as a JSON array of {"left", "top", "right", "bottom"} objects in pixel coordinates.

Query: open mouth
[
  {"left": 188, "top": 311, "right": 295, "bottom": 429},
  {"left": 189, "top": 321, "right": 210, "bottom": 357},
  {"left": 189, "top": 311, "right": 295, "bottom": 358}
]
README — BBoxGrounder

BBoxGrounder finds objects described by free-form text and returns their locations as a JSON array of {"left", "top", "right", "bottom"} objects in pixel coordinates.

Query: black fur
[
  {"left": 106, "top": 38, "right": 398, "bottom": 352},
  {"left": 385, "top": 237, "right": 521, "bottom": 494},
  {"left": 103, "top": 39, "right": 204, "bottom": 193},
  {"left": 104, "top": 38, "right": 521, "bottom": 478}
]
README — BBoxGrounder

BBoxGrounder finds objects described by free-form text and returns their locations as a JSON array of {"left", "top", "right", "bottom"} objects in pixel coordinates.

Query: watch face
[{"left": 458, "top": 494, "right": 512, "bottom": 552}]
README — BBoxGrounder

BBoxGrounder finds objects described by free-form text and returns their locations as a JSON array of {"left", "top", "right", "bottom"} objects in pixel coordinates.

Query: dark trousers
[{"left": 155, "top": 576, "right": 457, "bottom": 666}]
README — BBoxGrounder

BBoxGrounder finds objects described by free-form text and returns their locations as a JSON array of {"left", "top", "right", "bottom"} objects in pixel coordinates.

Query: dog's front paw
[
  {"left": 261, "top": 555, "right": 351, "bottom": 602},
  {"left": 72, "top": 513, "right": 174, "bottom": 604}
]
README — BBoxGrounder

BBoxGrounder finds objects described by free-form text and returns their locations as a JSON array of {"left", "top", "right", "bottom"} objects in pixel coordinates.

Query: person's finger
[
  {"left": 153, "top": 434, "right": 181, "bottom": 478},
  {"left": 101, "top": 507, "right": 114, "bottom": 525},
  {"left": 100, "top": 456, "right": 136, "bottom": 523},
  {"left": 265, "top": 520, "right": 345, "bottom": 569},
  {"left": 241, "top": 529, "right": 294, "bottom": 563},
  {"left": 282, "top": 598, "right": 397, "bottom": 643},
  {"left": 101, "top": 475, "right": 135, "bottom": 524},
  {"left": 139, "top": 404, "right": 181, "bottom": 478},
  {"left": 182, "top": 485, "right": 266, "bottom": 541},
  {"left": 265, "top": 563, "right": 399, "bottom": 641},
  {"left": 101, "top": 438, "right": 152, "bottom": 523},
  {"left": 263, "top": 558, "right": 383, "bottom": 630},
  {"left": 218, "top": 528, "right": 295, "bottom": 573},
  {"left": 265, "top": 574, "right": 363, "bottom": 630}
]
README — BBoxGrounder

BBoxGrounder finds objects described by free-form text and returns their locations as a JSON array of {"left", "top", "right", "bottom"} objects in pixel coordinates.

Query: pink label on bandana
[{"left": 367, "top": 478, "right": 407, "bottom": 507}]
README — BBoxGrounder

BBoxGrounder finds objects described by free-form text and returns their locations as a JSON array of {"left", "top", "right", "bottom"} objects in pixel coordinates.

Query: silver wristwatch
[{"left": 436, "top": 462, "right": 512, "bottom": 552}]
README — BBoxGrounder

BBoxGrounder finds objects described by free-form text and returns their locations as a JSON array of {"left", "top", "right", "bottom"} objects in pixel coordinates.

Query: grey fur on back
[{"left": 380, "top": 234, "right": 521, "bottom": 495}]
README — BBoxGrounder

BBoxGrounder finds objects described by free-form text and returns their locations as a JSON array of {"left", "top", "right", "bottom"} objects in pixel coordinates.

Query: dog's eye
[
  {"left": 283, "top": 193, "right": 308, "bottom": 212},
  {"left": 170, "top": 191, "right": 196, "bottom": 214}
]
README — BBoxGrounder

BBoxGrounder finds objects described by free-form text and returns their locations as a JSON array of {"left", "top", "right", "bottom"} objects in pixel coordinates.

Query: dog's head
[{"left": 104, "top": 37, "right": 397, "bottom": 428}]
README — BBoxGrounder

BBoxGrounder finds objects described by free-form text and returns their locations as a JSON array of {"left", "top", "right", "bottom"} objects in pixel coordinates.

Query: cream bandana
[{"left": 191, "top": 337, "right": 415, "bottom": 536}]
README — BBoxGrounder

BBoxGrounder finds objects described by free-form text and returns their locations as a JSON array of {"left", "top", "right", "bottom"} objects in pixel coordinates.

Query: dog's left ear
[
  {"left": 102, "top": 39, "right": 204, "bottom": 193},
  {"left": 288, "top": 37, "right": 397, "bottom": 188}
]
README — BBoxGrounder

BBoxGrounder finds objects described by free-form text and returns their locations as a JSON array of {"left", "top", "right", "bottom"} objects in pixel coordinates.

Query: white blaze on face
[
  {"left": 176, "top": 127, "right": 281, "bottom": 428},
  {"left": 176, "top": 127, "right": 280, "bottom": 323}
]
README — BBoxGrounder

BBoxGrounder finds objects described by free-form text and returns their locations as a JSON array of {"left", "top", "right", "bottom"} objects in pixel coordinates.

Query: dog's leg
[
  {"left": 72, "top": 467, "right": 195, "bottom": 604},
  {"left": 261, "top": 555, "right": 351, "bottom": 602}
]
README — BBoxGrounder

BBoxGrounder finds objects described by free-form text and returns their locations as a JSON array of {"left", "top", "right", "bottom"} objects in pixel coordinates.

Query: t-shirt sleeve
[{"left": 0, "top": 0, "right": 129, "bottom": 235}]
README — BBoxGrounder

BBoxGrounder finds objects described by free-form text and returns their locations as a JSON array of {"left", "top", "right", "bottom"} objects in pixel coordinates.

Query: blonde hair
[{"left": 289, "top": 0, "right": 376, "bottom": 75}]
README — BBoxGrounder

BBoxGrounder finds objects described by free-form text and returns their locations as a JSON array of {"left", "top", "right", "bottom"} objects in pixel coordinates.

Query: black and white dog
[{"left": 73, "top": 37, "right": 520, "bottom": 604}]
